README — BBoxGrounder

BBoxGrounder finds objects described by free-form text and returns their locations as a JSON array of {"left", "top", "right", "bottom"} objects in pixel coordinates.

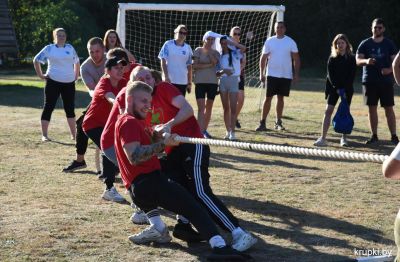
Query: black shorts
[
  {"left": 238, "top": 75, "right": 245, "bottom": 91},
  {"left": 326, "top": 89, "right": 353, "bottom": 106},
  {"left": 363, "top": 82, "right": 394, "bottom": 107},
  {"left": 172, "top": 83, "right": 187, "bottom": 97},
  {"left": 195, "top": 83, "right": 218, "bottom": 100},
  {"left": 266, "top": 76, "right": 291, "bottom": 97}
]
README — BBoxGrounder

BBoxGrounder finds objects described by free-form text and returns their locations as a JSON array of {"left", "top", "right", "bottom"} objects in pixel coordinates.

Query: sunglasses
[
  {"left": 178, "top": 31, "right": 188, "bottom": 35},
  {"left": 374, "top": 26, "right": 383, "bottom": 29},
  {"left": 233, "top": 33, "right": 241, "bottom": 36}
]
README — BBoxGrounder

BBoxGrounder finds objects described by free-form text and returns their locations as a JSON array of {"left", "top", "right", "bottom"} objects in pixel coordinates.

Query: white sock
[
  {"left": 176, "top": 214, "right": 189, "bottom": 224},
  {"left": 209, "top": 235, "right": 226, "bottom": 248},
  {"left": 232, "top": 227, "right": 245, "bottom": 238},
  {"left": 148, "top": 215, "right": 165, "bottom": 232}
]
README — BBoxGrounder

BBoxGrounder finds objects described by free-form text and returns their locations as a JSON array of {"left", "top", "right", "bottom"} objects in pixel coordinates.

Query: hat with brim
[{"left": 105, "top": 56, "right": 128, "bottom": 69}]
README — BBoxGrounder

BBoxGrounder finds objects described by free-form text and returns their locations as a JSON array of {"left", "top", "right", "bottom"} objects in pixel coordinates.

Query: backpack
[{"left": 332, "top": 89, "right": 354, "bottom": 134}]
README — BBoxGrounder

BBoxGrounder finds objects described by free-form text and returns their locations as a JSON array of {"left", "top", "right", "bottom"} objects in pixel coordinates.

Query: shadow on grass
[
  {"left": 218, "top": 196, "right": 392, "bottom": 262},
  {"left": 0, "top": 84, "right": 91, "bottom": 108}
]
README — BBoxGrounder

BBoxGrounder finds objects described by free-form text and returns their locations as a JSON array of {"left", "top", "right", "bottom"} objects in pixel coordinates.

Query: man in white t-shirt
[
  {"left": 256, "top": 21, "right": 300, "bottom": 131},
  {"left": 158, "top": 25, "right": 193, "bottom": 97}
]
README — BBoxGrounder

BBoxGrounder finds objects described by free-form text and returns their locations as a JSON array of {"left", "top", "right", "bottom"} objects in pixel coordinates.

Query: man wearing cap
[{"left": 82, "top": 55, "right": 128, "bottom": 202}]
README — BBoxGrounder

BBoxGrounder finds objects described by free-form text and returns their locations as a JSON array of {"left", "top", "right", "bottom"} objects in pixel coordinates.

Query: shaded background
[{"left": 7, "top": 0, "right": 400, "bottom": 71}]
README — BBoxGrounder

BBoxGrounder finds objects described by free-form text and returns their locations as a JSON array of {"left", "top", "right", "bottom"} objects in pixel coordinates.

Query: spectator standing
[{"left": 33, "top": 28, "right": 80, "bottom": 141}]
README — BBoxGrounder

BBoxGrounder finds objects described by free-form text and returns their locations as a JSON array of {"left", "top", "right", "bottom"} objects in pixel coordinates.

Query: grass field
[{"left": 1, "top": 68, "right": 400, "bottom": 261}]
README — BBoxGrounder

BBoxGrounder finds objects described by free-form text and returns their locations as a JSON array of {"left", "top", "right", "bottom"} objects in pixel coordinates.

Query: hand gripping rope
[{"left": 174, "top": 136, "right": 389, "bottom": 163}]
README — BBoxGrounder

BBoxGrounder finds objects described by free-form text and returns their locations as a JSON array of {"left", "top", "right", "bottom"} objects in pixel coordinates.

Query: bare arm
[
  {"left": 105, "top": 92, "right": 116, "bottom": 104},
  {"left": 124, "top": 48, "right": 136, "bottom": 62},
  {"left": 356, "top": 53, "right": 375, "bottom": 66},
  {"left": 259, "top": 53, "right": 268, "bottom": 82},
  {"left": 393, "top": 53, "right": 400, "bottom": 85},
  {"left": 160, "top": 58, "right": 170, "bottom": 82},
  {"left": 292, "top": 52, "right": 301, "bottom": 84},
  {"left": 383, "top": 143, "right": 400, "bottom": 179},
  {"left": 123, "top": 141, "right": 165, "bottom": 166},
  {"left": 187, "top": 64, "right": 192, "bottom": 93},
  {"left": 74, "top": 62, "right": 80, "bottom": 81},
  {"left": 33, "top": 61, "right": 46, "bottom": 80},
  {"left": 227, "top": 39, "right": 246, "bottom": 53}
]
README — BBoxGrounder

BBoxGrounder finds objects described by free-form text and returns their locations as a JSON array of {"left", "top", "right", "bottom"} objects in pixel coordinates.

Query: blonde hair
[
  {"left": 174, "top": 24, "right": 188, "bottom": 34},
  {"left": 331, "top": 34, "right": 353, "bottom": 57},
  {"left": 129, "top": 65, "right": 151, "bottom": 82},
  {"left": 52, "top": 28, "right": 66, "bottom": 43},
  {"left": 126, "top": 81, "right": 153, "bottom": 97}
]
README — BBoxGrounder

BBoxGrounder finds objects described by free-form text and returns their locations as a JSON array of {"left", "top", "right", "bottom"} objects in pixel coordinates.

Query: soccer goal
[{"left": 117, "top": 3, "right": 284, "bottom": 111}]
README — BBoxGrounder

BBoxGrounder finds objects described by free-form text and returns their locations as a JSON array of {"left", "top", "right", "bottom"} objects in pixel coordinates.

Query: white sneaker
[
  {"left": 340, "top": 136, "right": 349, "bottom": 147},
  {"left": 231, "top": 231, "right": 257, "bottom": 252},
  {"left": 102, "top": 187, "right": 125, "bottom": 203},
  {"left": 229, "top": 131, "right": 237, "bottom": 141},
  {"left": 41, "top": 135, "right": 50, "bottom": 142},
  {"left": 313, "top": 137, "right": 327, "bottom": 147},
  {"left": 128, "top": 225, "right": 172, "bottom": 244},
  {"left": 224, "top": 131, "right": 230, "bottom": 140},
  {"left": 131, "top": 210, "right": 149, "bottom": 225}
]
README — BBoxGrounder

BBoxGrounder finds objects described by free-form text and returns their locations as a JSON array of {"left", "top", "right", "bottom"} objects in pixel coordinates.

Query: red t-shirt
[
  {"left": 123, "top": 62, "right": 141, "bottom": 81},
  {"left": 101, "top": 87, "right": 126, "bottom": 150},
  {"left": 115, "top": 114, "right": 161, "bottom": 189},
  {"left": 146, "top": 82, "right": 203, "bottom": 153},
  {"left": 83, "top": 77, "right": 127, "bottom": 132}
]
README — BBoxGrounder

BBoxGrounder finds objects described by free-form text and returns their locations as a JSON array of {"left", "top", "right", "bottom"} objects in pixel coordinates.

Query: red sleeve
[
  {"left": 116, "top": 92, "right": 126, "bottom": 111},
  {"left": 95, "top": 78, "right": 112, "bottom": 98},
  {"left": 159, "top": 82, "right": 181, "bottom": 105},
  {"left": 119, "top": 118, "right": 142, "bottom": 147}
]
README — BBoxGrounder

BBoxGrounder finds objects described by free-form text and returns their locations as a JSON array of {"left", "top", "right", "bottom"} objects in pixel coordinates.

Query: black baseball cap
[{"left": 105, "top": 56, "right": 128, "bottom": 69}]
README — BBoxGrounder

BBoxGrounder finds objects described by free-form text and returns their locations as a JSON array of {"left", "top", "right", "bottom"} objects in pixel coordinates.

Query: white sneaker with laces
[
  {"left": 128, "top": 225, "right": 172, "bottom": 244},
  {"left": 231, "top": 231, "right": 257, "bottom": 252},
  {"left": 313, "top": 137, "right": 327, "bottom": 147},
  {"left": 229, "top": 131, "right": 237, "bottom": 141},
  {"left": 340, "top": 136, "right": 349, "bottom": 147},
  {"left": 131, "top": 210, "right": 149, "bottom": 225},
  {"left": 102, "top": 186, "right": 125, "bottom": 203}
]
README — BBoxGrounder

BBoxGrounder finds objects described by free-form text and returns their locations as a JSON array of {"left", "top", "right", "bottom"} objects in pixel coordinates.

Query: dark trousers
[
  {"left": 75, "top": 103, "right": 91, "bottom": 155},
  {"left": 129, "top": 170, "right": 220, "bottom": 240},
  {"left": 172, "top": 83, "right": 188, "bottom": 97},
  {"left": 85, "top": 127, "right": 118, "bottom": 189},
  {"left": 161, "top": 144, "right": 239, "bottom": 232},
  {"left": 41, "top": 78, "right": 75, "bottom": 121}
]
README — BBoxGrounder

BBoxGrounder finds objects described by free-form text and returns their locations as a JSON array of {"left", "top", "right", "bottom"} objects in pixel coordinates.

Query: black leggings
[
  {"left": 41, "top": 78, "right": 75, "bottom": 121},
  {"left": 85, "top": 127, "right": 118, "bottom": 189},
  {"left": 161, "top": 144, "right": 240, "bottom": 232},
  {"left": 129, "top": 170, "right": 220, "bottom": 240},
  {"left": 75, "top": 103, "right": 91, "bottom": 155}
]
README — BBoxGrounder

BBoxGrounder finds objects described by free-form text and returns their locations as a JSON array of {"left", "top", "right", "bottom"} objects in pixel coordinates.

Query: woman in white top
[
  {"left": 33, "top": 28, "right": 80, "bottom": 142},
  {"left": 192, "top": 32, "right": 220, "bottom": 138},
  {"left": 103, "top": 29, "right": 136, "bottom": 62},
  {"left": 217, "top": 36, "right": 246, "bottom": 140},
  {"left": 158, "top": 24, "right": 193, "bottom": 96}
]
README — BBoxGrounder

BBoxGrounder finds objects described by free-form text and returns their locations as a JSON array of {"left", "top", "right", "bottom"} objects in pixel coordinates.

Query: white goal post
[{"left": 116, "top": 3, "right": 285, "bottom": 88}]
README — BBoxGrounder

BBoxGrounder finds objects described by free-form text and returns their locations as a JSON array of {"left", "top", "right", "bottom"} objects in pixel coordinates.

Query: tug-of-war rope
[{"left": 174, "top": 136, "right": 389, "bottom": 163}]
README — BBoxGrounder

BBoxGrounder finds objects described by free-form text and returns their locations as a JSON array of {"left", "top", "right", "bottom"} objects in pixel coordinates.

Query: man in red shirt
[
  {"left": 82, "top": 56, "right": 127, "bottom": 202},
  {"left": 130, "top": 66, "right": 257, "bottom": 252},
  {"left": 114, "top": 81, "right": 252, "bottom": 261}
]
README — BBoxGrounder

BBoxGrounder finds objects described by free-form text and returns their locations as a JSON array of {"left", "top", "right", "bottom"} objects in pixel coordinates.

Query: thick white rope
[{"left": 174, "top": 136, "right": 389, "bottom": 163}]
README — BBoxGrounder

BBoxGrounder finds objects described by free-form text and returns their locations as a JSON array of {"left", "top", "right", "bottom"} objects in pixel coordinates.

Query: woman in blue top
[
  {"left": 33, "top": 28, "right": 80, "bottom": 142},
  {"left": 314, "top": 34, "right": 356, "bottom": 147}
]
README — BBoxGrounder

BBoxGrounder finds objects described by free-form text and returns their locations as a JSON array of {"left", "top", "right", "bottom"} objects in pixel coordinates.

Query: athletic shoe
[
  {"left": 340, "top": 136, "right": 349, "bottom": 147},
  {"left": 172, "top": 220, "right": 206, "bottom": 242},
  {"left": 224, "top": 131, "right": 230, "bottom": 140},
  {"left": 255, "top": 120, "right": 267, "bottom": 132},
  {"left": 128, "top": 225, "right": 172, "bottom": 244},
  {"left": 235, "top": 120, "right": 241, "bottom": 129},
  {"left": 391, "top": 134, "right": 399, "bottom": 145},
  {"left": 41, "top": 135, "right": 51, "bottom": 142},
  {"left": 102, "top": 187, "right": 125, "bottom": 203},
  {"left": 313, "top": 137, "right": 327, "bottom": 147},
  {"left": 231, "top": 231, "right": 257, "bottom": 252},
  {"left": 131, "top": 210, "right": 149, "bottom": 225},
  {"left": 203, "top": 130, "right": 213, "bottom": 139},
  {"left": 229, "top": 131, "right": 237, "bottom": 141},
  {"left": 274, "top": 120, "right": 285, "bottom": 130},
  {"left": 365, "top": 134, "right": 379, "bottom": 145},
  {"left": 207, "top": 246, "right": 253, "bottom": 261},
  {"left": 62, "top": 160, "right": 87, "bottom": 173}
]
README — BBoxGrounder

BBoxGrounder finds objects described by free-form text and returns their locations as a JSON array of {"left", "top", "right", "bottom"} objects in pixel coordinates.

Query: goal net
[{"left": 117, "top": 3, "right": 285, "bottom": 111}]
